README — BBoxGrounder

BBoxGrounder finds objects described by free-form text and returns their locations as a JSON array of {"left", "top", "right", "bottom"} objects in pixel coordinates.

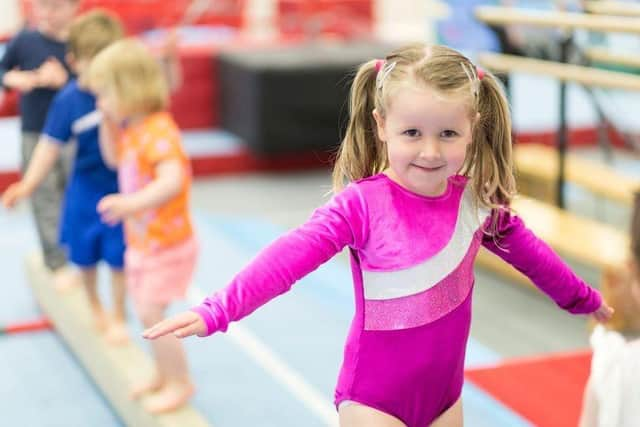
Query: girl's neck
[{"left": 121, "top": 113, "right": 152, "bottom": 130}]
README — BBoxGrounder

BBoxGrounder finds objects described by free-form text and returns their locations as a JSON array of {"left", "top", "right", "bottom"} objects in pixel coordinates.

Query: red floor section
[{"left": 465, "top": 350, "right": 592, "bottom": 427}]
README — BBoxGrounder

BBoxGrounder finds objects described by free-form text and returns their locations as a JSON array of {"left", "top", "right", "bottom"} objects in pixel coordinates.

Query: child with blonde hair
[
  {"left": 88, "top": 39, "right": 198, "bottom": 413},
  {"left": 580, "top": 191, "right": 640, "bottom": 427},
  {"left": 144, "top": 43, "right": 612, "bottom": 426},
  {"left": 3, "top": 10, "right": 128, "bottom": 343}
]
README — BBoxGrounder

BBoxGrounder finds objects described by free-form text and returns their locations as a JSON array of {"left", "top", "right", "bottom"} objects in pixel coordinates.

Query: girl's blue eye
[
  {"left": 441, "top": 130, "right": 458, "bottom": 138},
  {"left": 403, "top": 129, "right": 420, "bottom": 137}
]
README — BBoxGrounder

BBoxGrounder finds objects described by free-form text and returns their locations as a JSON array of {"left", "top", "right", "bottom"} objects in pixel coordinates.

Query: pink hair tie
[
  {"left": 476, "top": 66, "right": 485, "bottom": 80},
  {"left": 375, "top": 59, "right": 385, "bottom": 73}
]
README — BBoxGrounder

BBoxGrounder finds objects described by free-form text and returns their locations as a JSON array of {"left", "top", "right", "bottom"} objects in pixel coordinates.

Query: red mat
[{"left": 465, "top": 350, "right": 592, "bottom": 427}]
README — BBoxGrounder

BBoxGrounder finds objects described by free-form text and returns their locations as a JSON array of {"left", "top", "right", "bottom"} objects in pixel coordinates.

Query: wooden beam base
[{"left": 25, "top": 253, "right": 212, "bottom": 427}]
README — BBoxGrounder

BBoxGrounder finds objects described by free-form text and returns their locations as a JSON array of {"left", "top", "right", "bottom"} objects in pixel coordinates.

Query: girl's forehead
[{"left": 384, "top": 84, "right": 472, "bottom": 120}]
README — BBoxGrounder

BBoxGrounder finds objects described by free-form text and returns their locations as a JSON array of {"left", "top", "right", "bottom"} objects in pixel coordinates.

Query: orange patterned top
[{"left": 117, "top": 112, "right": 193, "bottom": 252}]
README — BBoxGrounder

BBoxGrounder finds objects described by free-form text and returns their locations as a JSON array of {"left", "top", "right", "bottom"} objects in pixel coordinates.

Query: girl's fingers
[
  {"left": 174, "top": 322, "right": 201, "bottom": 338},
  {"left": 142, "top": 312, "right": 197, "bottom": 339}
]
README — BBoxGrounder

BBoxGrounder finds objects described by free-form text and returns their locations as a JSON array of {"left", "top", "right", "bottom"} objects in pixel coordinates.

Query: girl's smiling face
[{"left": 375, "top": 84, "right": 474, "bottom": 197}]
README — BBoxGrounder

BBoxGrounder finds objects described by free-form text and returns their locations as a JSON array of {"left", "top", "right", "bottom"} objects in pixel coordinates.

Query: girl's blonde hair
[
  {"left": 88, "top": 38, "right": 168, "bottom": 117},
  {"left": 332, "top": 43, "right": 516, "bottom": 234}
]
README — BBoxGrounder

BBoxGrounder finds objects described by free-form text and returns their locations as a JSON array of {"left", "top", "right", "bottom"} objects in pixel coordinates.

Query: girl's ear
[{"left": 372, "top": 109, "right": 386, "bottom": 142}]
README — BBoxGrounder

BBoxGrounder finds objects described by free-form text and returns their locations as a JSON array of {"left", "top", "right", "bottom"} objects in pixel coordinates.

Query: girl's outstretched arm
[
  {"left": 482, "top": 209, "right": 612, "bottom": 320},
  {"left": 146, "top": 184, "right": 368, "bottom": 339}
]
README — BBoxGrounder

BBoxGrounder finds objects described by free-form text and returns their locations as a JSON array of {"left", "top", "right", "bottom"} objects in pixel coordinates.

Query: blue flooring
[{"left": 2, "top": 208, "right": 533, "bottom": 426}]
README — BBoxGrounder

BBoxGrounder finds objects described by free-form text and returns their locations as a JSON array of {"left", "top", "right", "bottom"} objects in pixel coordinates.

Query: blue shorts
[
  {"left": 60, "top": 176, "right": 125, "bottom": 269},
  {"left": 64, "top": 219, "right": 125, "bottom": 269}
]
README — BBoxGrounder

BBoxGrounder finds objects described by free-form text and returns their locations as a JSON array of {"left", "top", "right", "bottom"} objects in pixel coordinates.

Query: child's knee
[{"left": 136, "top": 303, "right": 165, "bottom": 327}]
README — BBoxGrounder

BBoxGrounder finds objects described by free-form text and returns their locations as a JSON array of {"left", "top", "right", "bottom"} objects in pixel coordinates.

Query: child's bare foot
[
  {"left": 92, "top": 307, "right": 109, "bottom": 333},
  {"left": 53, "top": 266, "right": 80, "bottom": 292},
  {"left": 129, "top": 376, "right": 164, "bottom": 400},
  {"left": 105, "top": 320, "right": 129, "bottom": 345},
  {"left": 143, "top": 380, "right": 194, "bottom": 414}
]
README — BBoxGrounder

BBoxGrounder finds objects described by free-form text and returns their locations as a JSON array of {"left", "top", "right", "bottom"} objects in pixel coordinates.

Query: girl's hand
[
  {"left": 591, "top": 301, "right": 614, "bottom": 324},
  {"left": 142, "top": 311, "right": 207, "bottom": 339},
  {"left": 2, "top": 181, "right": 29, "bottom": 209},
  {"left": 97, "top": 193, "right": 136, "bottom": 225}
]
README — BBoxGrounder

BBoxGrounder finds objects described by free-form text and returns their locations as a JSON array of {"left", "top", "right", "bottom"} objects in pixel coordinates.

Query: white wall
[
  {"left": 0, "top": 0, "right": 22, "bottom": 35},
  {"left": 374, "top": 0, "right": 449, "bottom": 43}
]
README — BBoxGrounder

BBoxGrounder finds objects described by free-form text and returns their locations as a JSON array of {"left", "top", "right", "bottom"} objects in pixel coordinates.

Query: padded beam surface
[{"left": 26, "top": 254, "right": 212, "bottom": 427}]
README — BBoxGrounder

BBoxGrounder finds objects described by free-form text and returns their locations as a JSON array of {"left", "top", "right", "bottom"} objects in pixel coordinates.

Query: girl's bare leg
[
  {"left": 105, "top": 269, "right": 128, "bottom": 345},
  {"left": 80, "top": 267, "right": 108, "bottom": 332},
  {"left": 339, "top": 402, "right": 407, "bottom": 427},
  {"left": 135, "top": 302, "right": 194, "bottom": 413},
  {"left": 431, "top": 399, "right": 463, "bottom": 427}
]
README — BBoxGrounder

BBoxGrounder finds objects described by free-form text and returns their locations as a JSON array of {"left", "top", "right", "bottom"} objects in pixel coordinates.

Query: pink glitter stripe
[{"left": 364, "top": 234, "right": 481, "bottom": 331}]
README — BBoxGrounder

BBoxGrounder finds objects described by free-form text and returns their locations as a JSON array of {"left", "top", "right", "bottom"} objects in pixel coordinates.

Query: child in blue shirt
[{"left": 3, "top": 10, "right": 128, "bottom": 345}]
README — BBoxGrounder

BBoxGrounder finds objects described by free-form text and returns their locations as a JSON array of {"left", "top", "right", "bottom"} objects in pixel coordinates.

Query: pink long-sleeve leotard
[{"left": 192, "top": 173, "right": 601, "bottom": 427}]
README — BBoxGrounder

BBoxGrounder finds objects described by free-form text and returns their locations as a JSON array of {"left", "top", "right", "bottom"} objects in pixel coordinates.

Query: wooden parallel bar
[
  {"left": 586, "top": 47, "right": 640, "bottom": 69},
  {"left": 475, "top": 196, "right": 629, "bottom": 286},
  {"left": 26, "top": 254, "right": 212, "bottom": 427},
  {"left": 510, "top": 196, "right": 627, "bottom": 270},
  {"left": 478, "top": 53, "right": 640, "bottom": 91},
  {"left": 475, "top": 5, "right": 640, "bottom": 33},
  {"left": 584, "top": 1, "right": 640, "bottom": 17},
  {"left": 514, "top": 144, "right": 640, "bottom": 206},
  {"left": 476, "top": 247, "right": 535, "bottom": 289},
  {"left": 425, "top": 0, "right": 451, "bottom": 18}
]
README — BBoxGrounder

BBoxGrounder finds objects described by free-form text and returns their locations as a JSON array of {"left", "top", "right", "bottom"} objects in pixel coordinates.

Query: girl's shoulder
[
  {"left": 144, "top": 112, "right": 179, "bottom": 135},
  {"left": 352, "top": 173, "right": 387, "bottom": 187}
]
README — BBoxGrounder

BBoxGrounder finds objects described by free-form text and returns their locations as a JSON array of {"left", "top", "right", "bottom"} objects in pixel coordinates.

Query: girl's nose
[{"left": 419, "top": 139, "right": 441, "bottom": 160}]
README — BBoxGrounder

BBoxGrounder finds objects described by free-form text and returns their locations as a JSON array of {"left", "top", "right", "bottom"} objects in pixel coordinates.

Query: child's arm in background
[
  {"left": 2, "top": 69, "right": 39, "bottom": 92},
  {"left": 35, "top": 57, "right": 69, "bottom": 89},
  {"left": 160, "top": 29, "right": 182, "bottom": 92},
  {"left": 97, "top": 158, "right": 183, "bottom": 224},
  {"left": 0, "top": 34, "right": 37, "bottom": 93},
  {"left": 0, "top": 33, "right": 67, "bottom": 92},
  {"left": 482, "top": 209, "right": 613, "bottom": 320},
  {"left": 2, "top": 138, "right": 61, "bottom": 208},
  {"left": 144, "top": 184, "right": 369, "bottom": 339},
  {"left": 3, "top": 84, "right": 76, "bottom": 208}
]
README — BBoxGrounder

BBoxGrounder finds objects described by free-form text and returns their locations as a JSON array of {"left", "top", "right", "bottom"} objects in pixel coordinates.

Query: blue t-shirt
[
  {"left": 0, "top": 29, "right": 70, "bottom": 132},
  {"left": 43, "top": 79, "right": 118, "bottom": 194}
]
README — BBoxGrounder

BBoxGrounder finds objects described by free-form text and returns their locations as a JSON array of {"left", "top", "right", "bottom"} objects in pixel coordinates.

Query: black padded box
[{"left": 218, "top": 42, "right": 394, "bottom": 156}]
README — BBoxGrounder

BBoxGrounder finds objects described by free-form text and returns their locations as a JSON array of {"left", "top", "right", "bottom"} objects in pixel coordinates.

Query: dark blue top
[
  {"left": 0, "top": 29, "right": 69, "bottom": 132},
  {"left": 43, "top": 79, "right": 118, "bottom": 194}
]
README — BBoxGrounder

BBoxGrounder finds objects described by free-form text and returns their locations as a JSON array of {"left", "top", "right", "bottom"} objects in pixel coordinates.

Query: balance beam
[
  {"left": 478, "top": 53, "right": 640, "bottom": 91},
  {"left": 25, "top": 254, "right": 212, "bottom": 427},
  {"left": 514, "top": 143, "right": 640, "bottom": 206},
  {"left": 585, "top": 47, "right": 640, "bottom": 69},
  {"left": 475, "top": 5, "right": 640, "bottom": 34},
  {"left": 475, "top": 195, "right": 629, "bottom": 288},
  {"left": 584, "top": 1, "right": 640, "bottom": 17}
]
